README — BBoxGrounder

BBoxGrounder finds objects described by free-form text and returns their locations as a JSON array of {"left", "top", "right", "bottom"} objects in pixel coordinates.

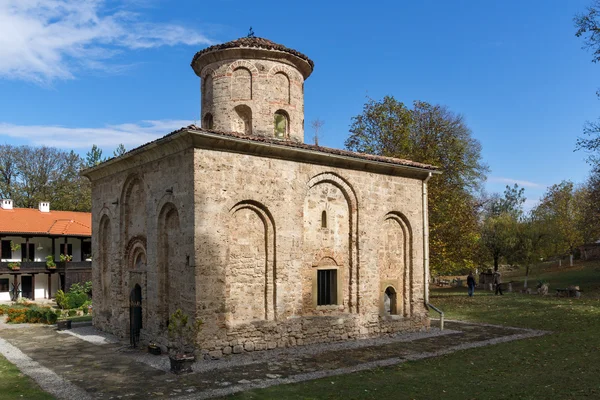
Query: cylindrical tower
[{"left": 191, "top": 37, "right": 314, "bottom": 143}]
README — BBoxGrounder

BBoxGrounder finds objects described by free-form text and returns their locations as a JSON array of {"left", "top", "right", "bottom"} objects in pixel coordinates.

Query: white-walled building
[{"left": 0, "top": 200, "right": 92, "bottom": 301}]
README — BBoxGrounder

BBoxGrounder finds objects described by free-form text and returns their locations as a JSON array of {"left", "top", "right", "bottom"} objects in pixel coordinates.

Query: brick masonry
[{"left": 84, "top": 39, "right": 432, "bottom": 357}]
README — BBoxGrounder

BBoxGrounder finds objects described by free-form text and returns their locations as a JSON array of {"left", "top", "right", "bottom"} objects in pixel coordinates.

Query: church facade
[{"left": 84, "top": 37, "right": 439, "bottom": 356}]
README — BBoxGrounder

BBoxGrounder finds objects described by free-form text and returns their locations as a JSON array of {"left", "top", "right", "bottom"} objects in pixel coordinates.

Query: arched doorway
[
  {"left": 384, "top": 286, "right": 397, "bottom": 315},
  {"left": 129, "top": 284, "right": 142, "bottom": 347}
]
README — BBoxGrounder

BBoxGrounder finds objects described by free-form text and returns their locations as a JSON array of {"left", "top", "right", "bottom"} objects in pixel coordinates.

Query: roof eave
[{"left": 188, "top": 129, "right": 441, "bottom": 180}]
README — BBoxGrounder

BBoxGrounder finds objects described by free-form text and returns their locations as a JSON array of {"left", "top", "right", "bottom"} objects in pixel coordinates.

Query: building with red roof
[{"left": 0, "top": 199, "right": 92, "bottom": 301}]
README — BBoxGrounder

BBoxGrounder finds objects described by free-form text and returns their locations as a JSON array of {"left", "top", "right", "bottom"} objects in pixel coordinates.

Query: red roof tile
[
  {"left": 192, "top": 36, "right": 314, "bottom": 70},
  {"left": 0, "top": 208, "right": 91, "bottom": 237}
]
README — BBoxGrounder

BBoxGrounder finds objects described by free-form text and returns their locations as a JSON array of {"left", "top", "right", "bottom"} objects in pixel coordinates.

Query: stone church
[{"left": 83, "top": 36, "right": 439, "bottom": 356}]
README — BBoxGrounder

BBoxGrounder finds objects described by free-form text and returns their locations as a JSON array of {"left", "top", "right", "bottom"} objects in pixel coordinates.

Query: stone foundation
[{"left": 198, "top": 314, "right": 430, "bottom": 358}]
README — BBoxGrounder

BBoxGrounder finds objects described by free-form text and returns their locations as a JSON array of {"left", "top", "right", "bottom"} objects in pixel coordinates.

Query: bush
[
  {"left": 80, "top": 300, "right": 92, "bottom": 315},
  {"left": 55, "top": 289, "right": 88, "bottom": 310},
  {"left": 67, "top": 292, "right": 88, "bottom": 309},
  {"left": 69, "top": 281, "right": 92, "bottom": 297},
  {"left": 55, "top": 290, "right": 68, "bottom": 310},
  {"left": 68, "top": 309, "right": 77, "bottom": 317},
  {"left": 6, "top": 306, "right": 57, "bottom": 324}
]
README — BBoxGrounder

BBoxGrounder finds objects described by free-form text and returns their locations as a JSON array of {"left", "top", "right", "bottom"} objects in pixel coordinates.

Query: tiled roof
[
  {"left": 191, "top": 37, "right": 314, "bottom": 70},
  {"left": 188, "top": 126, "right": 439, "bottom": 171},
  {"left": 91, "top": 125, "right": 439, "bottom": 172},
  {"left": 0, "top": 208, "right": 91, "bottom": 237}
]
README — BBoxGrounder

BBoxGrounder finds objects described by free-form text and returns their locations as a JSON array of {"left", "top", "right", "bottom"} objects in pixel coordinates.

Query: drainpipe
[{"left": 422, "top": 172, "right": 433, "bottom": 305}]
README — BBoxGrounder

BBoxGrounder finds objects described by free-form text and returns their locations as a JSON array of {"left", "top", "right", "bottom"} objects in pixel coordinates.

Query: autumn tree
[
  {"left": 0, "top": 144, "right": 91, "bottom": 212},
  {"left": 346, "top": 96, "right": 488, "bottom": 274},
  {"left": 479, "top": 185, "right": 526, "bottom": 272},
  {"left": 533, "top": 181, "right": 584, "bottom": 266}
]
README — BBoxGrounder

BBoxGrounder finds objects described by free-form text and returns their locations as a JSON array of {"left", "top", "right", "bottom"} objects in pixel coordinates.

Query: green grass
[
  {"left": 227, "top": 261, "right": 600, "bottom": 399},
  {"left": 0, "top": 353, "right": 54, "bottom": 400}
]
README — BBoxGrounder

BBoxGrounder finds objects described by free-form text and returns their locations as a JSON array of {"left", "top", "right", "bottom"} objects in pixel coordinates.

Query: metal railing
[{"left": 427, "top": 303, "right": 444, "bottom": 331}]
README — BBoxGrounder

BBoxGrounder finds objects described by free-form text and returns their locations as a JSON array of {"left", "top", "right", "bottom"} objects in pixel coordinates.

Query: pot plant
[
  {"left": 56, "top": 310, "right": 72, "bottom": 330},
  {"left": 45, "top": 255, "right": 56, "bottom": 269},
  {"left": 7, "top": 262, "right": 20, "bottom": 271},
  {"left": 59, "top": 254, "right": 73, "bottom": 263},
  {"left": 167, "top": 309, "right": 202, "bottom": 374},
  {"left": 148, "top": 342, "right": 162, "bottom": 355}
]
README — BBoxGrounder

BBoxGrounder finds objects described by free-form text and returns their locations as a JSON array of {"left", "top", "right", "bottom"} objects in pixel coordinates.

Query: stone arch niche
[
  {"left": 157, "top": 203, "right": 185, "bottom": 329},
  {"left": 233, "top": 105, "right": 252, "bottom": 135},
  {"left": 120, "top": 174, "right": 147, "bottom": 296},
  {"left": 303, "top": 172, "right": 359, "bottom": 313},
  {"left": 273, "top": 72, "right": 290, "bottom": 104},
  {"left": 231, "top": 67, "right": 252, "bottom": 100},
  {"left": 98, "top": 214, "right": 112, "bottom": 299},
  {"left": 379, "top": 212, "right": 413, "bottom": 317},
  {"left": 227, "top": 200, "right": 276, "bottom": 325},
  {"left": 202, "top": 74, "right": 213, "bottom": 107}
]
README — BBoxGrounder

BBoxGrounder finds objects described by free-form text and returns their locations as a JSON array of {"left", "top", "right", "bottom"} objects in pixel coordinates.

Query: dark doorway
[
  {"left": 21, "top": 276, "right": 33, "bottom": 299},
  {"left": 129, "top": 284, "right": 142, "bottom": 348}
]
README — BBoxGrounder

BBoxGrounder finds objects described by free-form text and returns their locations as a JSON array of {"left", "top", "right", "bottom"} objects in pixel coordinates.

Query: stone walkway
[{"left": 0, "top": 319, "right": 547, "bottom": 399}]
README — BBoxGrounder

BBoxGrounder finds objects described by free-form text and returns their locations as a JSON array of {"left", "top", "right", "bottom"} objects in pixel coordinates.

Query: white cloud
[
  {"left": 487, "top": 177, "right": 544, "bottom": 189},
  {"left": 0, "top": 0, "right": 212, "bottom": 83},
  {"left": 0, "top": 119, "right": 194, "bottom": 149}
]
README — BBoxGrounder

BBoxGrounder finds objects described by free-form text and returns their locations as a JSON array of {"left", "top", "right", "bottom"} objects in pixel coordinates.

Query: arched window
[
  {"left": 384, "top": 286, "right": 397, "bottom": 315},
  {"left": 234, "top": 105, "right": 252, "bottom": 135},
  {"left": 232, "top": 68, "right": 252, "bottom": 100},
  {"left": 321, "top": 210, "right": 327, "bottom": 228},
  {"left": 274, "top": 110, "right": 289, "bottom": 139},
  {"left": 203, "top": 113, "right": 214, "bottom": 129}
]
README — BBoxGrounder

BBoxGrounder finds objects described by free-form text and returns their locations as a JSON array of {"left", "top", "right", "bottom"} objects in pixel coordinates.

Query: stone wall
[
  {"left": 200, "top": 59, "right": 305, "bottom": 142},
  {"left": 90, "top": 146, "right": 197, "bottom": 340},
  {"left": 88, "top": 132, "right": 430, "bottom": 355},
  {"left": 192, "top": 146, "right": 428, "bottom": 355}
]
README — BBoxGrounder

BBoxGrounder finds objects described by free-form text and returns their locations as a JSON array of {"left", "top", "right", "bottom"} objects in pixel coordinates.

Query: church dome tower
[{"left": 191, "top": 36, "right": 314, "bottom": 143}]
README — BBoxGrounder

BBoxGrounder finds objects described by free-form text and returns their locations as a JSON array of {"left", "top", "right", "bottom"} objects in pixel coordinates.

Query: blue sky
[{"left": 0, "top": 0, "right": 597, "bottom": 209}]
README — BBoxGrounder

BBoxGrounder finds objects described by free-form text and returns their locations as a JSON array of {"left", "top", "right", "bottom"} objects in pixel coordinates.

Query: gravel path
[{"left": 0, "top": 336, "right": 92, "bottom": 400}]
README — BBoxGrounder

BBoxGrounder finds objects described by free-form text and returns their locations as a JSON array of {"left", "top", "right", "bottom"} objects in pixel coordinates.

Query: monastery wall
[
  {"left": 90, "top": 147, "right": 197, "bottom": 340},
  {"left": 192, "top": 147, "right": 429, "bottom": 356}
]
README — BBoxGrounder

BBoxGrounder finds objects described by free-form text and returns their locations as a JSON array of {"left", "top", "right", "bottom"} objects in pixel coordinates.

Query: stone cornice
[{"left": 82, "top": 129, "right": 441, "bottom": 182}]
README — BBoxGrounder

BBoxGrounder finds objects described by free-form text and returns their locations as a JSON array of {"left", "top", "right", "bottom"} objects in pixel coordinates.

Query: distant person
[
  {"left": 494, "top": 271, "right": 503, "bottom": 295},
  {"left": 467, "top": 272, "right": 476, "bottom": 297}
]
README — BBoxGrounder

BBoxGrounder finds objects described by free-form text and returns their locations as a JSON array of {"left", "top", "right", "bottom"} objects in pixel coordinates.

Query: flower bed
[{"left": 4, "top": 306, "right": 58, "bottom": 324}]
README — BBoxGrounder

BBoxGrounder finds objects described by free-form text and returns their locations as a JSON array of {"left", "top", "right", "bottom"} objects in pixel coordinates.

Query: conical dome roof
[{"left": 191, "top": 36, "right": 314, "bottom": 78}]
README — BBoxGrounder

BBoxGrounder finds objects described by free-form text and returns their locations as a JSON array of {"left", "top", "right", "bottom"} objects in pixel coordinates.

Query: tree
[
  {"left": 310, "top": 119, "right": 325, "bottom": 146},
  {"left": 0, "top": 144, "right": 91, "bottom": 212},
  {"left": 479, "top": 185, "right": 526, "bottom": 272},
  {"left": 574, "top": 1, "right": 600, "bottom": 64},
  {"left": 533, "top": 181, "right": 584, "bottom": 266},
  {"left": 574, "top": 3, "right": 600, "bottom": 168},
  {"left": 0, "top": 145, "right": 19, "bottom": 200},
  {"left": 85, "top": 144, "right": 105, "bottom": 167},
  {"left": 346, "top": 96, "right": 488, "bottom": 273},
  {"left": 113, "top": 144, "right": 127, "bottom": 157}
]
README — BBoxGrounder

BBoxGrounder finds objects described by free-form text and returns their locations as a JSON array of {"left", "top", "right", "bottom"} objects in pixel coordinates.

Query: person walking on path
[
  {"left": 467, "top": 272, "right": 476, "bottom": 297},
  {"left": 494, "top": 271, "right": 503, "bottom": 295}
]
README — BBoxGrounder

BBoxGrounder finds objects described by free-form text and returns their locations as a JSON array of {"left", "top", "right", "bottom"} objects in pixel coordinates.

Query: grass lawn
[
  {"left": 227, "top": 261, "right": 600, "bottom": 399},
  {"left": 0, "top": 353, "right": 54, "bottom": 400}
]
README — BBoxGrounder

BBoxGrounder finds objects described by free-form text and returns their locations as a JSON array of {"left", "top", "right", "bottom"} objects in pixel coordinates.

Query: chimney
[
  {"left": 39, "top": 201, "right": 50, "bottom": 213},
  {"left": 1, "top": 199, "right": 13, "bottom": 210}
]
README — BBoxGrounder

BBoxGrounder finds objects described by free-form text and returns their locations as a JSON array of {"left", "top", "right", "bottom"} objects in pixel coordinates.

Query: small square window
[{"left": 317, "top": 269, "right": 337, "bottom": 306}]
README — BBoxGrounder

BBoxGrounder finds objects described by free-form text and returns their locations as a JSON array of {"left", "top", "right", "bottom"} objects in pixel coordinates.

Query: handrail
[{"left": 427, "top": 303, "right": 444, "bottom": 331}]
